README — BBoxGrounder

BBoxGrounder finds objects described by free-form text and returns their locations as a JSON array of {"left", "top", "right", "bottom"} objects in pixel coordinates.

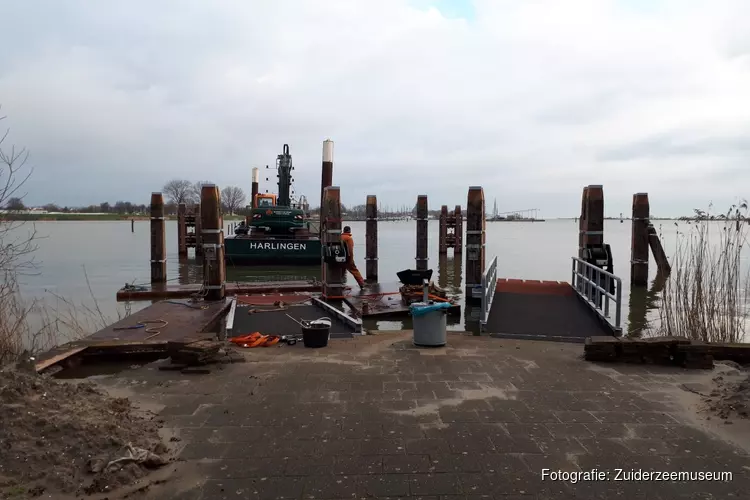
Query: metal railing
[
  {"left": 571, "top": 256, "right": 622, "bottom": 332},
  {"left": 480, "top": 256, "right": 498, "bottom": 331}
]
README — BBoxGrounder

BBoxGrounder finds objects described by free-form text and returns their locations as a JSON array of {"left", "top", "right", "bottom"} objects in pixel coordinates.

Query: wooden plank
[
  {"left": 116, "top": 281, "right": 322, "bottom": 301},
  {"left": 34, "top": 346, "right": 87, "bottom": 373},
  {"left": 89, "top": 299, "right": 230, "bottom": 342}
]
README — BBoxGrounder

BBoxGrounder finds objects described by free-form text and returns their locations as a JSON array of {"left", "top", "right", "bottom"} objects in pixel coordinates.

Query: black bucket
[{"left": 302, "top": 324, "right": 330, "bottom": 348}]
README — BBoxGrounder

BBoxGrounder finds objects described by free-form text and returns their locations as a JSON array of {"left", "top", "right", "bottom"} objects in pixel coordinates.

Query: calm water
[{"left": 9, "top": 219, "right": 750, "bottom": 341}]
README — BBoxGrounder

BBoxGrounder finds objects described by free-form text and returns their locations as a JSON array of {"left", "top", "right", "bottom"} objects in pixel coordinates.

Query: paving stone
[
  {"left": 333, "top": 455, "right": 383, "bottom": 475},
  {"left": 406, "top": 438, "right": 452, "bottom": 455},
  {"left": 544, "top": 423, "right": 594, "bottom": 439},
  {"left": 383, "top": 454, "right": 434, "bottom": 473},
  {"left": 428, "top": 453, "right": 484, "bottom": 473},
  {"left": 552, "top": 410, "right": 600, "bottom": 423},
  {"left": 303, "top": 474, "right": 360, "bottom": 499},
  {"left": 205, "top": 458, "right": 289, "bottom": 479},
  {"left": 410, "top": 473, "right": 463, "bottom": 496},
  {"left": 361, "top": 474, "right": 412, "bottom": 497},
  {"left": 360, "top": 438, "right": 406, "bottom": 455}
]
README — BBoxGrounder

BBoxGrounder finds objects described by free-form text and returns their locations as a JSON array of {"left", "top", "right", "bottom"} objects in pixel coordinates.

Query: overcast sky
[{"left": 1, "top": 0, "right": 749, "bottom": 217}]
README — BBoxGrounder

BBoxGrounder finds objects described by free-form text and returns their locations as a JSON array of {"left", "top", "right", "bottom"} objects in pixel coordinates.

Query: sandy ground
[
  {"left": 674, "top": 360, "right": 750, "bottom": 453},
  {"left": 0, "top": 367, "right": 173, "bottom": 500}
]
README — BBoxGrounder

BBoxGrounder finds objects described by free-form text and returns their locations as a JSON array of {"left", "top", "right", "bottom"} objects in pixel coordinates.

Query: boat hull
[{"left": 225, "top": 236, "right": 321, "bottom": 266}]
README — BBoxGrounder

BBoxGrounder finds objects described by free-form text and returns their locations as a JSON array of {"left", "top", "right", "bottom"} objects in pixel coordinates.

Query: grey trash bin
[{"left": 410, "top": 302, "right": 448, "bottom": 347}]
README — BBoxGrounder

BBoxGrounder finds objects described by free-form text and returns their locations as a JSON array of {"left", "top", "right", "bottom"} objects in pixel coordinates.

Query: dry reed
[{"left": 654, "top": 202, "right": 750, "bottom": 343}]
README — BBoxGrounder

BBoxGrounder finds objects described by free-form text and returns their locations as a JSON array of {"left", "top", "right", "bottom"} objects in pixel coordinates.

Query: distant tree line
[{"left": 162, "top": 179, "right": 247, "bottom": 215}]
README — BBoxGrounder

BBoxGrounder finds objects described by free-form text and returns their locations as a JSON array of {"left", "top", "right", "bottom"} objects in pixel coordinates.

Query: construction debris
[
  {"left": 399, "top": 281, "right": 450, "bottom": 306},
  {"left": 159, "top": 338, "right": 244, "bottom": 373}
]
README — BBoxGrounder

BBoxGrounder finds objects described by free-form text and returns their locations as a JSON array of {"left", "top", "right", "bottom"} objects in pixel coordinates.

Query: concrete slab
[{"left": 92, "top": 333, "right": 750, "bottom": 499}]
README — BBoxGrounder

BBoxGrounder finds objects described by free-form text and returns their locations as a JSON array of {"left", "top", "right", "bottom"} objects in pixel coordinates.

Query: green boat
[{"left": 224, "top": 144, "right": 321, "bottom": 266}]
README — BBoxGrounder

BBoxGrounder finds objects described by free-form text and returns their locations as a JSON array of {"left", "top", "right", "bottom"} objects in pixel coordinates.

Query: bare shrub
[
  {"left": 655, "top": 203, "right": 750, "bottom": 343},
  {"left": 0, "top": 109, "right": 116, "bottom": 366}
]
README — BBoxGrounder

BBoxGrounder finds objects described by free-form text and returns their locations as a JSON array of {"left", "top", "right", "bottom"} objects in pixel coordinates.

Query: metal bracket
[
  {"left": 326, "top": 229, "right": 341, "bottom": 234},
  {"left": 150, "top": 259, "right": 166, "bottom": 263},
  {"left": 365, "top": 257, "right": 378, "bottom": 261},
  {"left": 203, "top": 284, "right": 225, "bottom": 290},
  {"left": 150, "top": 216, "right": 165, "bottom": 220},
  {"left": 416, "top": 217, "right": 428, "bottom": 221},
  {"left": 202, "top": 229, "right": 222, "bottom": 234},
  {"left": 203, "top": 243, "right": 219, "bottom": 261},
  {"left": 366, "top": 217, "right": 378, "bottom": 221},
  {"left": 585, "top": 231, "right": 604, "bottom": 235},
  {"left": 466, "top": 230, "right": 483, "bottom": 235}
]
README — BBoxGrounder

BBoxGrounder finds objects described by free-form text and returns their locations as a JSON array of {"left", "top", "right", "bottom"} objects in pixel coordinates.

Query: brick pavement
[{"left": 108, "top": 332, "right": 750, "bottom": 499}]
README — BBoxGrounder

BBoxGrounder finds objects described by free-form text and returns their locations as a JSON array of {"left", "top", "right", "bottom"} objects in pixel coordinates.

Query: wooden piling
[
  {"left": 365, "top": 194, "right": 378, "bottom": 283},
  {"left": 454, "top": 205, "right": 463, "bottom": 254},
  {"left": 322, "top": 186, "right": 344, "bottom": 299},
  {"left": 416, "top": 195, "right": 428, "bottom": 271},
  {"left": 131, "top": 219, "right": 134, "bottom": 233},
  {"left": 578, "top": 186, "right": 589, "bottom": 258},
  {"left": 630, "top": 193, "right": 650, "bottom": 286},
  {"left": 194, "top": 204, "right": 203, "bottom": 257},
  {"left": 321, "top": 140, "right": 334, "bottom": 223},
  {"left": 439, "top": 205, "right": 448, "bottom": 254},
  {"left": 584, "top": 185, "right": 604, "bottom": 249},
  {"left": 251, "top": 167, "right": 259, "bottom": 208},
  {"left": 200, "top": 185, "right": 225, "bottom": 301},
  {"left": 149, "top": 192, "right": 167, "bottom": 284},
  {"left": 465, "top": 187, "right": 485, "bottom": 299},
  {"left": 648, "top": 224, "right": 671, "bottom": 276},
  {"left": 177, "top": 203, "right": 188, "bottom": 258}
]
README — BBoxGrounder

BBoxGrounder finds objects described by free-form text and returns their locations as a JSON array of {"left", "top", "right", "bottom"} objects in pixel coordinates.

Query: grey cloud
[{"left": 0, "top": 0, "right": 749, "bottom": 217}]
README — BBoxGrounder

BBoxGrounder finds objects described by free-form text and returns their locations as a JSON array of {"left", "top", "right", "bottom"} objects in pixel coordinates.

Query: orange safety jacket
[{"left": 341, "top": 233, "right": 355, "bottom": 261}]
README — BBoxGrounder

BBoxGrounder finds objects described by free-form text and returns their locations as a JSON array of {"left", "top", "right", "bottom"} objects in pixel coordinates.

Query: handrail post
[
  {"left": 615, "top": 277, "right": 622, "bottom": 329},
  {"left": 604, "top": 275, "right": 610, "bottom": 317}
]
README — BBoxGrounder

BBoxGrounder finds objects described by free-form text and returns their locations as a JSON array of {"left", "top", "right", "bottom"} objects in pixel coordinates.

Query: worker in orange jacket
[{"left": 341, "top": 226, "right": 365, "bottom": 288}]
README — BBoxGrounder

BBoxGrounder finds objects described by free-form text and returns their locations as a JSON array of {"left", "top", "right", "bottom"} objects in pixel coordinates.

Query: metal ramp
[
  {"left": 478, "top": 256, "right": 623, "bottom": 343},
  {"left": 226, "top": 294, "right": 362, "bottom": 339}
]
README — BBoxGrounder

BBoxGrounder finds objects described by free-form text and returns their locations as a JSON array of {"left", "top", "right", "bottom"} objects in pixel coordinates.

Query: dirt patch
[
  {"left": 700, "top": 361, "right": 750, "bottom": 421},
  {"left": 0, "top": 367, "right": 170, "bottom": 499}
]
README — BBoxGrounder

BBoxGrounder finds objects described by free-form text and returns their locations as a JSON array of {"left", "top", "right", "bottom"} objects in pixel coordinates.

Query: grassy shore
[{"left": 2, "top": 213, "right": 246, "bottom": 221}]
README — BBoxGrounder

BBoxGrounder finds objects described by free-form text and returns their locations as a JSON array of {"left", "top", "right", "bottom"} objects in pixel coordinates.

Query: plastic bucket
[{"left": 302, "top": 324, "right": 330, "bottom": 348}]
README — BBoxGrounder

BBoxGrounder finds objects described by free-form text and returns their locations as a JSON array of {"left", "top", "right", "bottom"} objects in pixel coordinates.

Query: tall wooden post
[
  {"left": 150, "top": 192, "right": 167, "bottom": 284},
  {"left": 439, "top": 205, "right": 448, "bottom": 254},
  {"left": 631, "top": 193, "right": 650, "bottom": 286},
  {"left": 578, "top": 186, "right": 589, "bottom": 258},
  {"left": 365, "top": 194, "right": 378, "bottom": 283},
  {"left": 416, "top": 195, "right": 428, "bottom": 271},
  {"left": 200, "top": 185, "right": 225, "bottom": 301},
  {"left": 251, "top": 167, "right": 259, "bottom": 208},
  {"left": 584, "top": 185, "right": 604, "bottom": 249},
  {"left": 320, "top": 140, "right": 334, "bottom": 234},
  {"left": 322, "top": 186, "right": 344, "bottom": 299},
  {"left": 454, "top": 205, "right": 463, "bottom": 254},
  {"left": 465, "top": 187, "right": 485, "bottom": 299},
  {"left": 194, "top": 204, "right": 203, "bottom": 257},
  {"left": 177, "top": 202, "right": 188, "bottom": 257}
]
